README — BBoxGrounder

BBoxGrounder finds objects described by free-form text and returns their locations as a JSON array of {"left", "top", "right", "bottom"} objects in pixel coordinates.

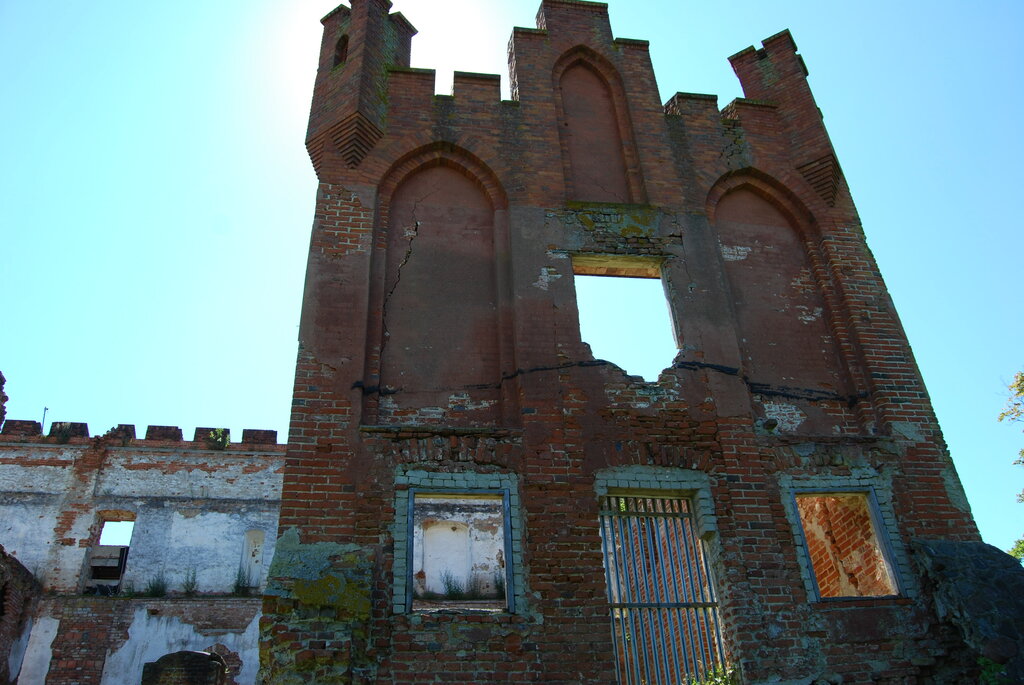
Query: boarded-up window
[{"left": 795, "top": 492, "right": 899, "bottom": 598}]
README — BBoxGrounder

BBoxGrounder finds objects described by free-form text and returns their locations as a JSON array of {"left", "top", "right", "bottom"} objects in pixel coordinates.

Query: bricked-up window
[
  {"left": 407, "top": 490, "right": 512, "bottom": 612},
  {"left": 794, "top": 492, "right": 899, "bottom": 599},
  {"left": 599, "top": 492, "right": 727, "bottom": 684},
  {"left": 572, "top": 255, "right": 677, "bottom": 382},
  {"left": 86, "top": 515, "right": 135, "bottom": 594}
]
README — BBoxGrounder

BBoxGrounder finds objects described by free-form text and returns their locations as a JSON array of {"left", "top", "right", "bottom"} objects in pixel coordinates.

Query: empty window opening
[
  {"left": 573, "top": 255, "right": 677, "bottom": 382},
  {"left": 333, "top": 34, "right": 349, "bottom": 67},
  {"left": 599, "top": 493, "right": 727, "bottom": 684},
  {"left": 795, "top": 492, "right": 898, "bottom": 599},
  {"left": 98, "top": 520, "right": 134, "bottom": 546},
  {"left": 408, "top": 491, "right": 511, "bottom": 612},
  {"left": 87, "top": 516, "right": 135, "bottom": 594}
]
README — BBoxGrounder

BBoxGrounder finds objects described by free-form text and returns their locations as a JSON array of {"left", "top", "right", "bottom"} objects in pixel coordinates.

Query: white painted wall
[
  {"left": 100, "top": 606, "right": 261, "bottom": 685},
  {"left": 124, "top": 509, "right": 277, "bottom": 594},
  {"left": 0, "top": 501, "right": 60, "bottom": 575},
  {"left": 0, "top": 444, "right": 283, "bottom": 593},
  {"left": 7, "top": 615, "right": 32, "bottom": 684},
  {"left": 412, "top": 495, "right": 506, "bottom": 599},
  {"left": 14, "top": 615, "right": 58, "bottom": 685}
]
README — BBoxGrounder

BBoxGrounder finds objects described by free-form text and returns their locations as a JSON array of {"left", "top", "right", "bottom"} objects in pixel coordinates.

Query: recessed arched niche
[
  {"left": 555, "top": 50, "right": 639, "bottom": 204},
  {"left": 369, "top": 153, "right": 514, "bottom": 427},
  {"left": 714, "top": 186, "right": 848, "bottom": 401}
]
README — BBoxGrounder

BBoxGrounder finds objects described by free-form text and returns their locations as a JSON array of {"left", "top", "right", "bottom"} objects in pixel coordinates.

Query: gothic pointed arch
[
  {"left": 708, "top": 170, "right": 862, "bottom": 434},
  {"left": 552, "top": 46, "right": 645, "bottom": 203},
  {"left": 364, "top": 143, "right": 517, "bottom": 427}
]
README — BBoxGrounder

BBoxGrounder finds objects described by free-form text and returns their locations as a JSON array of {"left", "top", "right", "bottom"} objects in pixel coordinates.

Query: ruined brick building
[{"left": 2, "top": 1, "right": 1023, "bottom": 684}]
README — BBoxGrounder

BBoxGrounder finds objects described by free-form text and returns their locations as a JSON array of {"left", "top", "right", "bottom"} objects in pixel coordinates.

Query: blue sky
[{"left": 1, "top": 1, "right": 1021, "bottom": 552}]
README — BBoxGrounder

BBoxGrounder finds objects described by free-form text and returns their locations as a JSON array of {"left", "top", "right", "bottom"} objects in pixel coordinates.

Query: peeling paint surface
[
  {"left": 0, "top": 444, "right": 283, "bottom": 594},
  {"left": 15, "top": 616, "right": 57, "bottom": 685},
  {"left": 760, "top": 400, "right": 808, "bottom": 431},
  {"left": 532, "top": 266, "right": 562, "bottom": 290},
  {"left": 720, "top": 244, "right": 752, "bottom": 261},
  {"left": 100, "top": 606, "right": 261, "bottom": 685}
]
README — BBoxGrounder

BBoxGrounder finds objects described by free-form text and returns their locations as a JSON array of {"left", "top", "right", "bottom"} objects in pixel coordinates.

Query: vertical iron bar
[
  {"left": 652, "top": 506, "right": 682, "bottom": 683},
  {"left": 610, "top": 498, "right": 642, "bottom": 684},
  {"left": 619, "top": 506, "right": 653, "bottom": 683},
  {"left": 641, "top": 501, "right": 672, "bottom": 685},
  {"left": 663, "top": 504, "right": 690, "bottom": 681},
  {"left": 600, "top": 504, "right": 627, "bottom": 685},
  {"left": 674, "top": 504, "right": 704, "bottom": 678}
]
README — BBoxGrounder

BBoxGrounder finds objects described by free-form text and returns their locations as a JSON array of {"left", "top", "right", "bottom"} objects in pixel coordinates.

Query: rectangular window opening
[
  {"left": 86, "top": 516, "right": 135, "bottom": 595},
  {"left": 571, "top": 254, "right": 678, "bottom": 382},
  {"left": 599, "top": 492, "right": 727, "bottom": 684},
  {"left": 794, "top": 492, "right": 899, "bottom": 599},
  {"left": 408, "top": 490, "right": 512, "bottom": 612}
]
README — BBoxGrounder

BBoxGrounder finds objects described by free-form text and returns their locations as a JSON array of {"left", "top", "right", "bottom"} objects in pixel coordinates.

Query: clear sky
[{"left": 1, "top": 1, "right": 1022, "bottom": 553}]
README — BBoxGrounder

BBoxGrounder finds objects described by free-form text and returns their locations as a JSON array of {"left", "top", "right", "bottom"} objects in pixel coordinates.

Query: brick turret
[{"left": 306, "top": 0, "right": 416, "bottom": 175}]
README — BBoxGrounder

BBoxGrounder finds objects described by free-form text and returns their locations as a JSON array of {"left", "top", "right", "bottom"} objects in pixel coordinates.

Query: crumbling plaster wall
[
  {"left": 0, "top": 427, "right": 283, "bottom": 684},
  {"left": 0, "top": 436, "right": 283, "bottom": 594},
  {"left": 101, "top": 603, "right": 261, "bottom": 685}
]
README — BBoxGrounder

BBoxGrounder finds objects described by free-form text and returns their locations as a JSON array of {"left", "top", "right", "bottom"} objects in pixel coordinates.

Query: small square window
[
  {"left": 407, "top": 490, "right": 512, "bottom": 612},
  {"left": 86, "top": 515, "right": 135, "bottom": 595},
  {"left": 794, "top": 492, "right": 899, "bottom": 599}
]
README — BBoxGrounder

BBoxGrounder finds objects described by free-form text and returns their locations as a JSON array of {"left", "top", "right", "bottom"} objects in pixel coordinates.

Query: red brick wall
[
  {"left": 0, "top": 545, "right": 39, "bottom": 685},
  {"left": 261, "top": 1, "right": 981, "bottom": 683}
]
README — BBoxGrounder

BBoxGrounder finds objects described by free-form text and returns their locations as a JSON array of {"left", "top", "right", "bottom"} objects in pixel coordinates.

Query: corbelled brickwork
[
  {"left": 258, "top": 1, "right": 1000, "bottom": 683},
  {"left": 2, "top": 2, "right": 1018, "bottom": 684}
]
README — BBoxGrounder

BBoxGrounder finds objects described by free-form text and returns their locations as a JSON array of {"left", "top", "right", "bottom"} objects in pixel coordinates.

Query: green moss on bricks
[
  {"left": 265, "top": 528, "right": 368, "bottom": 592},
  {"left": 260, "top": 528, "right": 377, "bottom": 683},
  {"left": 293, "top": 574, "right": 371, "bottom": 619},
  {"left": 559, "top": 205, "right": 661, "bottom": 237}
]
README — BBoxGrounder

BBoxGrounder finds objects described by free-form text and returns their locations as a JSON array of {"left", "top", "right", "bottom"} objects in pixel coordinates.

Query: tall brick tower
[{"left": 259, "top": 2, "right": 993, "bottom": 682}]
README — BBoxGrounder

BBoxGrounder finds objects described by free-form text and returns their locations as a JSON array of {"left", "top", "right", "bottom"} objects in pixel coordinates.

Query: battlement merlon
[
  {"left": 728, "top": 29, "right": 846, "bottom": 204},
  {"left": 0, "top": 420, "right": 283, "bottom": 448},
  {"left": 536, "top": 0, "right": 613, "bottom": 43},
  {"left": 729, "top": 29, "right": 808, "bottom": 102}
]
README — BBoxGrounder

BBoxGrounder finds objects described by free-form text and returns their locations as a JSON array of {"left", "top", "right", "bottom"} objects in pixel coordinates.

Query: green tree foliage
[{"left": 997, "top": 371, "right": 1024, "bottom": 560}]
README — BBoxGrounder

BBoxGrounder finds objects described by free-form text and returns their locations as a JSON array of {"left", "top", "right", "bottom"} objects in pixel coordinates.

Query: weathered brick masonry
[
  {"left": 0, "top": 423, "right": 284, "bottom": 683},
  {"left": 257, "top": 1, "right": 1014, "bottom": 683},
  {"left": 3, "top": 2, "right": 1022, "bottom": 683}
]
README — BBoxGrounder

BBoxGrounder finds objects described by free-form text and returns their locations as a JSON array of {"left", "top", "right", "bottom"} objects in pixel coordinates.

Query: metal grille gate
[{"left": 599, "top": 493, "right": 726, "bottom": 684}]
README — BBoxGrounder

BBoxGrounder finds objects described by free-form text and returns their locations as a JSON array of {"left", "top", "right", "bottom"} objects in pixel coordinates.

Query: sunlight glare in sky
[{"left": 575, "top": 275, "right": 678, "bottom": 382}]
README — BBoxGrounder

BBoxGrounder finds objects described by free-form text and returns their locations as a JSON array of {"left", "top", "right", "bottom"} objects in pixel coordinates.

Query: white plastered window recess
[{"left": 392, "top": 469, "right": 522, "bottom": 615}]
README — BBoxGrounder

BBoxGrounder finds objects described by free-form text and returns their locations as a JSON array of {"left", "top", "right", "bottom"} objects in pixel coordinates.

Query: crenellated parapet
[
  {"left": 263, "top": 4, "right": 987, "bottom": 684},
  {"left": 0, "top": 419, "right": 281, "bottom": 448}
]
